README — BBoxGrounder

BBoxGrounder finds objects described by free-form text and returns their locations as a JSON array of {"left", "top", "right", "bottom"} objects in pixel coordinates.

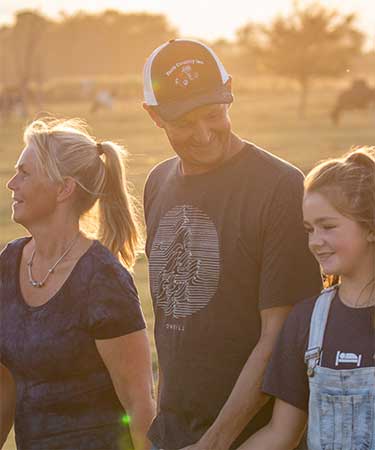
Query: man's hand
[{"left": 183, "top": 306, "right": 292, "bottom": 450}]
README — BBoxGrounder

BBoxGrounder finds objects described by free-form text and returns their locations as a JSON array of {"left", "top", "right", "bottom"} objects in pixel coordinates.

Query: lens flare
[{"left": 121, "top": 414, "right": 131, "bottom": 425}]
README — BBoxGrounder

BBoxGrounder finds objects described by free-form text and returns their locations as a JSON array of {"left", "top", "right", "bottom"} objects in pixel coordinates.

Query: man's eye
[
  {"left": 304, "top": 228, "right": 313, "bottom": 234},
  {"left": 208, "top": 112, "right": 221, "bottom": 120},
  {"left": 323, "top": 225, "right": 336, "bottom": 230},
  {"left": 172, "top": 121, "right": 189, "bottom": 128}
]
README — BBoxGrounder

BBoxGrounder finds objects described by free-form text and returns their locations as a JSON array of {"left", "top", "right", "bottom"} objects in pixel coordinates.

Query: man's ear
[
  {"left": 224, "top": 76, "right": 233, "bottom": 110},
  {"left": 224, "top": 75, "right": 232, "bottom": 92},
  {"left": 143, "top": 103, "right": 165, "bottom": 128},
  {"left": 57, "top": 177, "right": 77, "bottom": 203}
]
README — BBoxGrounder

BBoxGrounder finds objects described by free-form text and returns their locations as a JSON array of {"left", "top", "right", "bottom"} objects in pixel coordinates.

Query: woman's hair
[
  {"left": 24, "top": 117, "right": 142, "bottom": 269},
  {"left": 304, "top": 146, "right": 375, "bottom": 287}
]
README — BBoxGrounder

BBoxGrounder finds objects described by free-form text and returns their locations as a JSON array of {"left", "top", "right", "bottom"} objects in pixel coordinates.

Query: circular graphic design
[{"left": 150, "top": 205, "right": 220, "bottom": 318}]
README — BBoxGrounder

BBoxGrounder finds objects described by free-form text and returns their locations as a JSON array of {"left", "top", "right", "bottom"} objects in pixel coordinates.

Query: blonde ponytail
[
  {"left": 97, "top": 142, "right": 142, "bottom": 269},
  {"left": 24, "top": 117, "right": 142, "bottom": 269}
]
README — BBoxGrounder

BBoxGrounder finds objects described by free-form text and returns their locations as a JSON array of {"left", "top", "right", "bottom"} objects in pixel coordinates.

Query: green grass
[{"left": 2, "top": 85, "right": 375, "bottom": 449}]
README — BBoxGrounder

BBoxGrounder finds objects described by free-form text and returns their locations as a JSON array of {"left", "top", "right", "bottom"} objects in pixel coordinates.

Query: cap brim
[{"left": 154, "top": 86, "right": 233, "bottom": 121}]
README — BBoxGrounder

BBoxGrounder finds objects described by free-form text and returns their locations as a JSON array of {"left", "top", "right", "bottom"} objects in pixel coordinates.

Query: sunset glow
[{"left": 1, "top": 0, "right": 374, "bottom": 44}]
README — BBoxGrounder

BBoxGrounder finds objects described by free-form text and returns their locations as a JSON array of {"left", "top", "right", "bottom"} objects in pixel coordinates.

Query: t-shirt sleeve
[
  {"left": 88, "top": 264, "right": 146, "bottom": 339},
  {"left": 0, "top": 243, "right": 11, "bottom": 287},
  {"left": 259, "top": 171, "right": 322, "bottom": 310},
  {"left": 262, "top": 301, "right": 311, "bottom": 411}
]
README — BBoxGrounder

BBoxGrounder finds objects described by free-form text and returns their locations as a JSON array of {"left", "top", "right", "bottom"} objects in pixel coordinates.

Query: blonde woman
[{"left": 0, "top": 118, "right": 155, "bottom": 450}]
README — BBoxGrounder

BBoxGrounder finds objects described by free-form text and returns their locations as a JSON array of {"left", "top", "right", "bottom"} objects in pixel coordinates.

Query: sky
[{"left": 1, "top": 0, "right": 374, "bottom": 46}]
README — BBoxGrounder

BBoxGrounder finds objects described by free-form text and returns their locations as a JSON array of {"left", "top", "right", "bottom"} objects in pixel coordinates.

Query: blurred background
[{"left": 1, "top": 1, "right": 375, "bottom": 447}]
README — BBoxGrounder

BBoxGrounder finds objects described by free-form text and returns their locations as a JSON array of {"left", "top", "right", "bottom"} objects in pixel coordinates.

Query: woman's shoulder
[
  {"left": 84, "top": 240, "right": 135, "bottom": 290},
  {"left": 0, "top": 236, "right": 31, "bottom": 263}
]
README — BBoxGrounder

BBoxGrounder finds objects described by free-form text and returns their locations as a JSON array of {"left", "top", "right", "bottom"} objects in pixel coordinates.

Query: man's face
[{"left": 158, "top": 103, "right": 233, "bottom": 175}]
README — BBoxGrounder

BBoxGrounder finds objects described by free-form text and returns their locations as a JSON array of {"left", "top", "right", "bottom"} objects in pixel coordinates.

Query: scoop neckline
[{"left": 15, "top": 237, "right": 98, "bottom": 311}]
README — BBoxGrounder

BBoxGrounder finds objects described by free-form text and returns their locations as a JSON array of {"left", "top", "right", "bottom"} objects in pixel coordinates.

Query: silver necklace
[{"left": 27, "top": 232, "right": 81, "bottom": 288}]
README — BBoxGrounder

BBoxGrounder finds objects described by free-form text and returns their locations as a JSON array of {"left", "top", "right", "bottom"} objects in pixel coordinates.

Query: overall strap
[{"left": 304, "top": 286, "right": 338, "bottom": 377}]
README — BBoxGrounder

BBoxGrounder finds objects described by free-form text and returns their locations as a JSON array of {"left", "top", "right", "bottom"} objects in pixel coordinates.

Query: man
[{"left": 142, "top": 38, "right": 321, "bottom": 450}]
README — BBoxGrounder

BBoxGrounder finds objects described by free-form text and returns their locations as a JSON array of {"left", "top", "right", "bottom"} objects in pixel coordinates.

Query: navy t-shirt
[
  {"left": 144, "top": 143, "right": 322, "bottom": 450},
  {"left": 263, "top": 293, "right": 375, "bottom": 412},
  {"left": 0, "top": 238, "right": 146, "bottom": 450}
]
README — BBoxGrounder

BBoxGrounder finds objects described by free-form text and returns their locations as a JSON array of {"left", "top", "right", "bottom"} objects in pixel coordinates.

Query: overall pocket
[{"left": 318, "top": 392, "right": 373, "bottom": 450}]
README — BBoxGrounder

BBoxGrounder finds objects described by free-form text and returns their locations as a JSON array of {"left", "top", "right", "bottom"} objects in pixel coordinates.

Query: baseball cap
[{"left": 143, "top": 39, "right": 233, "bottom": 121}]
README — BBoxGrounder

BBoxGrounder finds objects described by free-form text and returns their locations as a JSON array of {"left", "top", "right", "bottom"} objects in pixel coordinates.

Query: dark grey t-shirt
[
  {"left": 0, "top": 238, "right": 145, "bottom": 450},
  {"left": 144, "top": 143, "right": 322, "bottom": 450}
]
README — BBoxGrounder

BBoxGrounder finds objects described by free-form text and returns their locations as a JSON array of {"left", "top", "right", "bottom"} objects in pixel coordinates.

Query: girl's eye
[
  {"left": 304, "top": 227, "right": 313, "bottom": 234},
  {"left": 323, "top": 225, "right": 336, "bottom": 230}
]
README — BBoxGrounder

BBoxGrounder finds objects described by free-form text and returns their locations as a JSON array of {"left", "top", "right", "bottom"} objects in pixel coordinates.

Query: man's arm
[
  {"left": 237, "top": 398, "right": 307, "bottom": 450},
  {"left": 184, "top": 305, "right": 292, "bottom": 450},
  {"left": 0, "top": 363, "right": 16, "bottom": 448}
]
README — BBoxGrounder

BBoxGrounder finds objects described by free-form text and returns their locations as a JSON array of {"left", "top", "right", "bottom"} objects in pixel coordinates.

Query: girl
[
  {"left": 239, "top": 146, "right": 375, "bottom": 450},
  {"left": 0, "top": 118, "right": 155, "bottom": 450}
]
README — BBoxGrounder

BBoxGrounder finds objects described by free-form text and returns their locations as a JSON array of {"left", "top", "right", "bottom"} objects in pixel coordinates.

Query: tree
[
  {"left": 11, "top": 11, "right": 50, "bottom": 87},
  {"left": 235, "top": 22, "right": 264, "bottom": 74},
  {"left": 252, "top": 2, "right": 364, "bottom": 117}
]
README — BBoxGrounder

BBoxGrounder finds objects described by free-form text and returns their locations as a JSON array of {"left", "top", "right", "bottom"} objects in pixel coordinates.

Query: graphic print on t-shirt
[
  {"left": 335, "top": 351, "right": 362, "bottom": 367},
  {"left": 150, "top": 204, "right": 220, "bottom": 319}
]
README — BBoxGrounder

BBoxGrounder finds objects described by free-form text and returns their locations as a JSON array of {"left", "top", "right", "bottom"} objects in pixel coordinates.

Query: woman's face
[{"left": 7, "top": 144, "right": 59, "bottom": 228}]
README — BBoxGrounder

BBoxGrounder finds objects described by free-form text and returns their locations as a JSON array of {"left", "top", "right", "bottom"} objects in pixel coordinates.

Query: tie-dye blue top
[{"left": 0, "top": 237, "right": 146, "bottom": 450}]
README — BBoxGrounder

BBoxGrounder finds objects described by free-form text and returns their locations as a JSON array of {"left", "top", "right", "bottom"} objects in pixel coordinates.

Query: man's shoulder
[
  {"left": 244, "top": 142, "right": 304, "bottom": 181},
  {"left": 146, "top": 155, "right": 179, "bottom": 184}
]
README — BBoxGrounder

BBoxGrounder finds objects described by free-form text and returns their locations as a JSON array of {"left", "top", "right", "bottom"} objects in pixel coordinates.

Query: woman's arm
[
  {"left": 0, "top": 363, "right": 16, "bottom": 448},
  {"left": 237, "top": 398, "right": 307, "bottom": 450},
  {"left": 96, "top": 329, "right": 156, "bottom": 450}
]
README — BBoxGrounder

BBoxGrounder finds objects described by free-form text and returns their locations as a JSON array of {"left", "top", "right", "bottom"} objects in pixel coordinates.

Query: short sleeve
[
  {"left": 259, "top": 172, "right": 322, "bottom": 310},
  {"left": 262, "top": 300, "right": 313, "bottom": 412},
  {"left": 88, "top": 264, "right": 146, "bottom": 339}
]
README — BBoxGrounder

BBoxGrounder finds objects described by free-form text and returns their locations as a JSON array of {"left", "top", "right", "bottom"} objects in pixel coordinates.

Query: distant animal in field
[
  {"left": 331, "top": 79, "right": 375, "bottom": 125},
  {"left": 0, "top": 86, "right": 29, "bottom": 123},
  {"left": 90, "top": 89, "right": 116, "bottom": 113}
]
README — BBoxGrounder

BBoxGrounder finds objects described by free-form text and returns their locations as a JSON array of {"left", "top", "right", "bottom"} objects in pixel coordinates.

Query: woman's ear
[{"left": 57, "top": 177, "right": 77, "bottom": 203}]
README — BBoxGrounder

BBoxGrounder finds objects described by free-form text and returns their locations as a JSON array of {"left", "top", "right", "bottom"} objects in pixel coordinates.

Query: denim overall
[{"left": 305, "top": 286, "right": 375, "bottom": 450}]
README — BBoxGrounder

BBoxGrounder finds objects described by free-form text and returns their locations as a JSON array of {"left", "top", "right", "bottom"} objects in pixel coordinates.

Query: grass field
[{"left": 1, "top": 82, "right": 375, "bottom": 449}]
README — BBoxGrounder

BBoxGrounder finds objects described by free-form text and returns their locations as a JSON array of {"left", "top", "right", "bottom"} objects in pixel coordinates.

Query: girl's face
[{"left": 303, "top": 191, "right": 373, "bottom": 280}]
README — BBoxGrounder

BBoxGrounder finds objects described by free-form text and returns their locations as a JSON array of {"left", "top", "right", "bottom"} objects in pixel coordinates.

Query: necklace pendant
[{"left": 31, "top": 280, "right": 39, "bottom": 287}]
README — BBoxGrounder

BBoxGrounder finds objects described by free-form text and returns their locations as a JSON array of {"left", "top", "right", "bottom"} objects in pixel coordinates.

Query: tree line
[{"left": 0, "top": 2, "right": 369, "bottom": 116}]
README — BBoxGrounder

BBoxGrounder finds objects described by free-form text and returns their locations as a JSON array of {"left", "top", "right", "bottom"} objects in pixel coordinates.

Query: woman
[
  {"left": 0, "top": 118, "right": 155, "bottom": 450},
  {"left": 239, "top": 146, "right": 375, "bottom": 450}
]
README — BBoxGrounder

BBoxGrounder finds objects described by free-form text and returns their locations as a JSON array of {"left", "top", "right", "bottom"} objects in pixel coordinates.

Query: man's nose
[{"left": 192, "top": 120, "right": 211, "bottom": 145}]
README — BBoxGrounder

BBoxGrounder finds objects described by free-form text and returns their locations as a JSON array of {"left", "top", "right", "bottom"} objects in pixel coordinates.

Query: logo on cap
[{"left": 166, "top": 59, "right": 204, "bottom": 88}]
